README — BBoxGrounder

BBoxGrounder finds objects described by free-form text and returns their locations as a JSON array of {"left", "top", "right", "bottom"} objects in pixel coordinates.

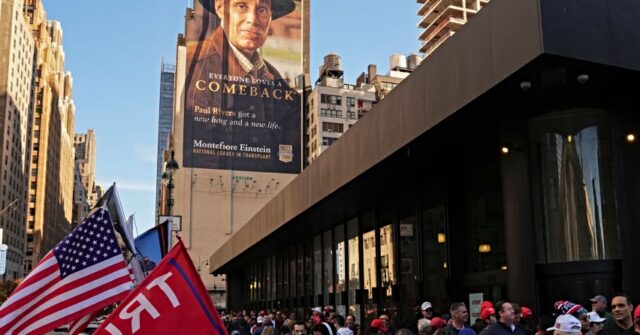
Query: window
[
  {"left": 320, "top": 108, "right": 342, "bottom": 118},
  {"left": 346, "top": 97, "right": 356, "bottom": 107},
  {"left": 322, "top": 137, "right": 338, "bottom": 146},
  {"left": 347, "top": 111, "right": 357, "bottom": 119},
  {"left": 322, "top": 122, "right": 344, "bottom": 133},
  {"left": 320, "top": 94, "right": 342, "bottom": 105}
]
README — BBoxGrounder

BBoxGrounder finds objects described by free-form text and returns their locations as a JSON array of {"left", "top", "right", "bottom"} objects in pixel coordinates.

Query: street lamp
[{"left": 162, "top": 150, "right": 179, "bottom": 216}]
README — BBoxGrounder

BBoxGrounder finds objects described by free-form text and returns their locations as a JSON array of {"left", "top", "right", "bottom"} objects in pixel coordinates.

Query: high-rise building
[
  {"left": 417, "top": 0, "right": 490, "bottom": 57},
  {"left": 23, "top": 0, "right": 76, "bottom": 273},
  {"left": 73, "top": 129, "right": 99, "bottom": 228},
  {"left": 155, "top": 61, "right": 175, "bottom": 220},
  {"left": 161, "top": 0, "right": 310, "bottom": 308},
  {"left": 306, "top": 54, "right": 376, "bottom": 164},
  {"left": 0, "top": 0, "right": 35, "bottom": 279},
  {"left": 74, "top": 129, "right": 100, "bottom": 207}
]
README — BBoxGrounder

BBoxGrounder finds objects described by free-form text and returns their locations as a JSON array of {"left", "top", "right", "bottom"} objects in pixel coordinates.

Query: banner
[
  {"left": 95, "top": 240, "right": 227, "bottom": 335},
  {"left": 183, "top": 0, "right": 303, "bottom": 173}
]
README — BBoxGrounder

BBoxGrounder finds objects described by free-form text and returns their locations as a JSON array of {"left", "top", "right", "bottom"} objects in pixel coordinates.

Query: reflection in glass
[
  {"left": 380, "top": 224, "right": 396, "bottom": 296},
  {"left": 363, "top": 229, "right": 377, "bottom": 300},
  {"left": 323, "top": 230, "right": 334, "bottom": 304},
  {"left": 314, "top": 235, "right": 322, "bottom": 305},
  {"left": 336, "top": 224, "right": 346, "bottom": 316},
  {"left": 347, "top": 218, "right": 360, "bottom": 323},
  {"left": 531, "top": 109, "right": 619, "bottom": 262}
]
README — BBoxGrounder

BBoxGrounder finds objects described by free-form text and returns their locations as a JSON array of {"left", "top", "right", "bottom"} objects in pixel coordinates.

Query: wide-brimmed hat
[{"left": 201, "top": 0, "right": 296, "bottom": 20}]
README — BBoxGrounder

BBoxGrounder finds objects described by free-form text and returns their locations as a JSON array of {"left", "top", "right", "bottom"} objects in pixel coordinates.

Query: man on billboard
[
  {"left": 185, "top": 0, "right": 302, "bottom": 173},
  {"left": 201, "top": 0, "right": 295, "bottom": 80}
]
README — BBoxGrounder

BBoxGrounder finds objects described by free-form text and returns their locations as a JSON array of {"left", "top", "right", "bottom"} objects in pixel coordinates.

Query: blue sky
[{"left": 43, "top": 0, "right": 419, "bottom": 234}]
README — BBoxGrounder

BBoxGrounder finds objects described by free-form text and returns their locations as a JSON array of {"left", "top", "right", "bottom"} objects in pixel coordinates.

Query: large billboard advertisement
[{"left": 184, "top": 0, "right": 302, "bottom": 173}]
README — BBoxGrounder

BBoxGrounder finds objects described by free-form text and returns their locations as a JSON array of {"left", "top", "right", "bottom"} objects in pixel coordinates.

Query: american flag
[{"left": 0, "top": 208, "right": 134, "bottom": 335}]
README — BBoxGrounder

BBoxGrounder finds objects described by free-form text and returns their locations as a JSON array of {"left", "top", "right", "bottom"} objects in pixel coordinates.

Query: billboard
[{"left": 184, "top": 0, "right": 303, "bottom": 173}]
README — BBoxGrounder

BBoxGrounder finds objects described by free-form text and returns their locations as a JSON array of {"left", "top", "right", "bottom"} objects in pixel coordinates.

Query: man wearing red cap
[
  {"left": 483, "top": 301, "right": 526, "bottom": 335},
  {"left": 624, "top": 305, "right": 640, "bottom": 335}
]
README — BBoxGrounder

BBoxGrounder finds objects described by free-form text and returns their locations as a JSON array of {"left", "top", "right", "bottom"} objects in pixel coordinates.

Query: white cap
[
  {"left": 257, "top": 316, "right": 264, "bottom": 323},
  {"left": 312, "top": 307, "right": 322, "bottom": 313},
  {"left": 421, "top": 302, "right": 433, "bottom": 311},
  {"left": 587, "top": 312, "right": 606, "bottom": 323},
  {"left": 547, "top": 315, "right": 582, "bottom": 333}
]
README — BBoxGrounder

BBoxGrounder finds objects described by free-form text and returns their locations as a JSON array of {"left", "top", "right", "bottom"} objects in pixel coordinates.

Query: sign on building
[{"left": 183, "top": 0, "right": 303, "bottom": 173}]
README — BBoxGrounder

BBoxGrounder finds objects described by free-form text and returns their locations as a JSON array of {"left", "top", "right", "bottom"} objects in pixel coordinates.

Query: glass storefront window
[
  {"left": 379, "top": 206, "right": 396, "bottom": 297},
  {"left": 529, "top": 109, "right": 619, "bottom": 262},
  {"left": 335, "top": 224, "right": 346, "bottom": 316},
  {"left": 347, "top": 218, "right": 361, "bottom": 323},
  {"left": 304, "top": 242, "right": 313, "bottom": 305},
  {"left": 398, "top": 198, "right": 419, "bottom": 328},
  {"left": 314, "top": 235, "right": 322, "bottom": 306},
  {"left": 362, "top": 210, "right": 377, "bottom": 324},
  {"left": 421, "top": 182, "right": 449, "bottom": 313},
  {"left": 297, "top": 245, "right": 304, "bottom": 304},
  {"left": 323, "top": 230, "right": 334, "bottom": 307}
]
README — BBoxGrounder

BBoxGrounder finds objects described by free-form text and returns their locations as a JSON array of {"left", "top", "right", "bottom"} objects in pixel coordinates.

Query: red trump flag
[{"left": 94, "top": 239, "right": 227, "bottom": 335}]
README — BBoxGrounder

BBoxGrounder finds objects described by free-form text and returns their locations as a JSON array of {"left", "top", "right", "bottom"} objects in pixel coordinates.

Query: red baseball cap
[
  {"left": 430, "top": 317, "right": 447, "bottom": 329},
  {"left": 521, "top": 307, "right": 533, "bottom": 320},
  {"left": 481, "top": 307, "right": 496, "bottom": 320},
  {"left": 634, "top": 305, "right": 640, "bottom": 320},
  {"left": 370, "top": 319, "right": 389, "bottom": 333},
  {"left": 481, "top": 301, "right": 494, "bottom": 310}
]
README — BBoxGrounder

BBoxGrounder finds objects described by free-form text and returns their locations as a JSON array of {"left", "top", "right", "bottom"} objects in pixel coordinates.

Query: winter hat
[{"left": 554, "top": 301, "right": 588, "bottom": 318}]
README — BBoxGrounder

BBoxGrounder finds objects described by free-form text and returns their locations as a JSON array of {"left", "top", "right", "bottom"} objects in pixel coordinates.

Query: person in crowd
[
  {"left": 293, "top": 321, "right": 308, "bottom": 335},
  {"left": 312, "top": 307, "right": 325, "bottom": 326},
  {"left": 422, "top": 302, "right": 435, "bottom": 320},
  {"left": 369, "top": 319, "right": 390, "bottom": 335},
  {"left": 591, "top": 296, "right": 614, "bottom": 329},
  {"left": 418, "top": 318, "right": 432, "bottom": 335},
  {"left": 624, "top": 306, "right": 640, "bottom": 335},
  {"left": 586, "top": 311, "right": 606, "bottom": 335},
  {"left": 535, "top": 316, "right": 555, "bottom": 335},
  {"left": 334, "top": 315, "right": 355, "bottom": 335},
  {"left": 547, "top": 315, "right": 582, "bottom": 335},
  {"left": 474, "top": 307, "right": 496, "bottom": 335},
  {"left": 380, "top": 312, "right": 396, "bottom": 335},
  {"left": 554, "top": 300, "right": 590, "bottom": 334},
  {"left": 518, "top": 307, "right": 535, "bottom": 335},
  {"left": 313, "top": 322, "right": 338, "bottom": 335},
  {"left": 435, "top": 326, "right": 456, "bottom": 335},
  {"left": 346, "top": 314, "right": 358, "bottom": 330},
  {"left": 604, "top": 294, "right": 634, "bottom": 335},
  {"left": 446, "top": 302, "right": 476, "bottom": 335},
  {"left": 483, "top": 301, "right": 525, "bottom": 335}
]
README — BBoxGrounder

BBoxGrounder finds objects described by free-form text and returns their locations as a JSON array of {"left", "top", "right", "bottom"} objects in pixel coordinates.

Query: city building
[
  {"left": 155, "top": 61, "right": 175, "bottom": 221},
  {"left": 357, "top": 53, "right": 422, "bottom": 102},
  {"left": 24, "top": 0, "right": 76, "bottom": 273},
  {"left": 73, "top": 129, "right": 100, "bottom": 226},
  {"left": 306, "top": 54, "right": 376, "bottom": 164},
  {"left": 72, "top": 161, "right": 89, "bottom": 227},
  {"left": 210, "top": 0, "right": 640, "bottom": 326},
  {"left": 0, "top": 0, "right": 35, "bottom": 279},
  {"left": 163, "top": 0, "right": 311, "bottom": 309},
  {"left": 417, "top": 0, "right": 490, "bottom": 57}
]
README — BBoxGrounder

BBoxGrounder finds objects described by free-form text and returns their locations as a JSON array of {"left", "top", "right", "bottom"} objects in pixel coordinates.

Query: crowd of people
[{"left": 221, "top": 293, "right": 640, "bottom": 335}]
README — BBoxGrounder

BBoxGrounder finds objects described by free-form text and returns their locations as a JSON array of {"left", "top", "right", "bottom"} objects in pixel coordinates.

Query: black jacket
[{"left": 483, "top": 322, "right": 526, "bottom": 335}]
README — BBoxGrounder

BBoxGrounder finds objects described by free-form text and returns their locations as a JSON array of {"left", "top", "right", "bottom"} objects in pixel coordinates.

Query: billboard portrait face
[
  {"left": 215, "top": 0, "right": 272, "bottom": 57},
  {"left": 184, "top": 0, "right": 302, "bottom": 173}
]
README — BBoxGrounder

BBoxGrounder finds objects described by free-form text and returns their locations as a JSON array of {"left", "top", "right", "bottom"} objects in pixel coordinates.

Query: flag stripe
[
  {"left": 69, "top": 313, "right": 94, "bottom": 335},
  {"left": 6, "top": 266, "right": 131, "bottom": 333},
  {"left": 0, "top": 254, "right": 58, "bottom": 309},
  {"left": 0, "top": 255, "right": 126, "bottom": 328},
  {"left": 0, "top": 207, "right": 134, "bottom": 335},
  {"left": 16, "top": 282, "right": 132, "bottom": 335},
  {"left": 169, "top": 258, "right": 226, "bottom": 335}
]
